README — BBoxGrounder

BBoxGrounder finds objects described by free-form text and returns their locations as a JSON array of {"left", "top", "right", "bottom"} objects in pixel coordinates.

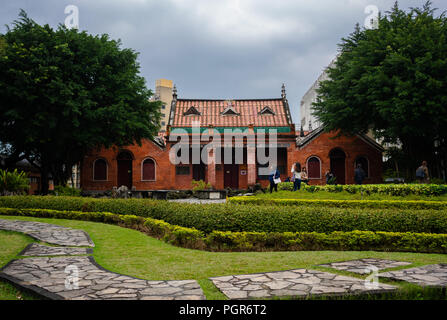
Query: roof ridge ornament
[
  {"left": 172, "top": 84, "right": 177, "bottom": 100},
  {"left": 281, "top": 83, "right": 286, "bottom": 99}
]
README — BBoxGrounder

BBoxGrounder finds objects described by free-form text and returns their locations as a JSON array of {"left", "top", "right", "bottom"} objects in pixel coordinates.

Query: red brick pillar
[
  {"left": 207, "top": 127, "right": 217, "bottom": 189},
  {"left": 247, "top": 125, "right": 256, "bottom": 186}
]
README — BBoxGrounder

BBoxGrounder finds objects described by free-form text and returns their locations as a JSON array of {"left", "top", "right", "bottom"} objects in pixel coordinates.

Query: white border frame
[
  {"left": 141, "top": 157, "right": 157, "bottom": 182},
  {"left": 306, "top": 156, "right": 322, "bottom": 179}
]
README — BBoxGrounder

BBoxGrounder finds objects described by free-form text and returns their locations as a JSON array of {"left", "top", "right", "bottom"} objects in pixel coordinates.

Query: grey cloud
[{"left": 1, "top": 0, "right": 446, "bottom": 123}]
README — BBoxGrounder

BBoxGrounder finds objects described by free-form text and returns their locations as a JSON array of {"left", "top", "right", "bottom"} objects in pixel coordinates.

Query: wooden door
[
  {"left": 117, "top": 152, "right": 133, "bottom": 189},
  {"left": 224, "top": 164, "right": 239, "bottom": 189},
  {"left": 330, "top": 148, "right": 346, "bottom": 185}
]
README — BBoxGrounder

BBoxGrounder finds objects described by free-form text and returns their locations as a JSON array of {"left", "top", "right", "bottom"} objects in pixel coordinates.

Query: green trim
[
  {"left": 254, "top": 127, "right": 291, "bottom": 133},
  {"left": 170, "top": 127, "right": 291, "bottom": 134}
]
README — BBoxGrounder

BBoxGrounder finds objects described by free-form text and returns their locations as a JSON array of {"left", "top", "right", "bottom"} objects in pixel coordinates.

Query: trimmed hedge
[
  {"left": 228, "top": 197, "right": 447, "bottom": 210},
  {"left": 0, "top": 207, "right": 205, "bottom": 249},
  {"left": 278, "top": 183, "right": 447, "bottom": 196},
  {"left": 1, "top": 196, "right": 447, "bottom": 234},
  {"left": 1, "top": 207, "right": 447, "bottom": 253}
]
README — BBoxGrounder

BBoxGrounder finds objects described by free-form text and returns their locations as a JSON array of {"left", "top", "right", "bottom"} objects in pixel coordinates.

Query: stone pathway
[
  {"left": 319, "top": 259, "right": 412, "bottom": 275},
  {"left": 1, "top": 257, "right": 204, "bottom": 300},
  {"left": 0, "top": 219, "right": 94, "bottom": 247},
  {"left": 19, "top": 243, "right": 93, "bottom": 257},
  {"left": 379, "top": 264, "right": 447, "bottom": 288},
  {"left": 0, "top": 218, "right": 205, "bottom": 300},
  {"left": 3, "top": 218, "right": 447, "bottom": 300},
  {"left": 210, "top": 269, "right": 398, "bottom": 300}
]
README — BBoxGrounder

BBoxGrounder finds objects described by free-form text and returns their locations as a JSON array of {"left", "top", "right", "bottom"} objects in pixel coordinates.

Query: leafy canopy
[
  {"left": 313, "top": 1, "right": 447, "bottom": 152},
  {"left": 0, "top": 11, "right": 161, "bottom": 189}
]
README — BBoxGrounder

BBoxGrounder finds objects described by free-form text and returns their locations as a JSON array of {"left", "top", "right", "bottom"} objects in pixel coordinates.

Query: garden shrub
[
  {"left": 1, "top": 207, "right": 447, "bottom": 253},
  {"left": 1, "top": 196, "right": 447, "bottom": 234},
  {"left": 228, "top": 197, "right": 447, "bottom": 210},
  {"left": 50, "top": 185, "right": 82, "bottom": 197},
  {"left": 0, "top": 169, "right": 29, "bottom": 195},
  {"left": 278, "top": 182, "right": 447, "bottom": 196}
]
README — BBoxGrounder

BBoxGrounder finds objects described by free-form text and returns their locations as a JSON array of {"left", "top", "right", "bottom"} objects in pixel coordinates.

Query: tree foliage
[
  {"left": 0, "top": 11, "right": 161, "bottom": 192},
  {"left": 313, "top": 1, "right": 447, "bottom": 178}
]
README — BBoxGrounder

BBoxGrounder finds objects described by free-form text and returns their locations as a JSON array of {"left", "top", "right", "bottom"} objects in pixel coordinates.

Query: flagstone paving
[
  {"left": 0, "top": 218, "right": 205, "bottom": 300},
  {"left": 319, "top": 259, "right": 412, "bottom": 275},
  {"left": 379, "top": 264, "right": 447, "bottom": 288},
  {"left": 0, "top": 219, "right": 94, "bottom": 247},
  {"left": 19, "top": 243, "right": 93, "bottom": 257},
  {"left": 210, "top": 269, "right": 398, "bottom": 300},
  {"left": 1, "top": 256, "right": 205, "bottom": 300},
  {"left": 3, "top": 218, "right": 447, "bottom": 300}
]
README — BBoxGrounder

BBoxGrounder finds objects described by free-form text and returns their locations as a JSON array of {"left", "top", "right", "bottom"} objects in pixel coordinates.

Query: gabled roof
[
  {"left": 170, "top": 98, "right": 291, "bottom": 128},
  {"left": 296, "top": 126, "right": 384, "bottom": 152},
  {"left": 183, "top": 106, "right": 201, "bottom": 116},
  {"left": 259, "top": 106, "right": 276, "bottom": 115},
  {"left": 221, "top": 105, "right": 240, "bottom": 116}
]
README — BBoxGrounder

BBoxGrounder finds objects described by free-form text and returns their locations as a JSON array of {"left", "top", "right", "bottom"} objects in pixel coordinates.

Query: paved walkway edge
[{"left": 0, "top": 259, "right": 62, "bottom": 300}]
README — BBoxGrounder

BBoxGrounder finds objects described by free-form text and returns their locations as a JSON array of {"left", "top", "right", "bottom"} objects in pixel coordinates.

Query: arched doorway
[
  {"left": 329, "top": 148, "right": 346, "bottom": 184},
  {"left": 117, "top": 151, "right": 133, "bottom": 189}
]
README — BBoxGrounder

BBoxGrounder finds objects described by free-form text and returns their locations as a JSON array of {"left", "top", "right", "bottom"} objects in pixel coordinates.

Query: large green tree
[
  {"left": 313, "top": 1, "right": 447, "bottom": 180},
  {"left": 0, "top": 11, "right": 161, "bottom": 193}
]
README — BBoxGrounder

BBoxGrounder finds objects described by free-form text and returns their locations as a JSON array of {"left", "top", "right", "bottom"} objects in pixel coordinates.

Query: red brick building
[{"left": 80, "top": 86, "right": 384, "bottom": 192}]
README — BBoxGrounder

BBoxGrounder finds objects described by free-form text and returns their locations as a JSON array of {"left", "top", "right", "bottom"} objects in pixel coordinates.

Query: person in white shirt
[{"left": 291, "top": 163, "right": 302, "bottom": 191}]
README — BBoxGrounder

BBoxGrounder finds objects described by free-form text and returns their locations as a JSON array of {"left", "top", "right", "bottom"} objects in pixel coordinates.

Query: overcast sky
[{"left": 2, "top": 0, "right": 446, "bottom": 123}]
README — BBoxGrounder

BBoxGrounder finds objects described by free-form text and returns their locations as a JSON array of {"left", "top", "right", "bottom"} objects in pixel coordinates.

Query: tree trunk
[{"left": 40, "top": 166, "right": 50, "bottom": 195}]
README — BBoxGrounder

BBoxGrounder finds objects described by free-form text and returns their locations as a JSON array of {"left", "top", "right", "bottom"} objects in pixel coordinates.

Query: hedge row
[
  {"left": 1, "top": 196, "right": 447, "bottom": 234},
  {"left": 1, "top": 207, "right": 447, "bottom": 253},
  {"left": 278, "top": 183, "right": 447, "bottom": 196},
  {"left": 0, "top": 207, "right": 205, "bottom": 249},
  {"left": 228, "top": 197, "right": 447, "bottom": 210}
]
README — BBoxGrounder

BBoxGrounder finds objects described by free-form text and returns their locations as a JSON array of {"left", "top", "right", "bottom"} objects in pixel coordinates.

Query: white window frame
[
  {"left": 141, "top": 157, "right": 156, "bottom": 181},
  {"left": 306, "top": 156, "right": 322, "bottom": 180}
]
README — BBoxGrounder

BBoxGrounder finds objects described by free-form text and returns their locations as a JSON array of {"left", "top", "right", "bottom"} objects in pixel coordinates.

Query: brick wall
[
  {"left": 81, "top": 131, "right": 383, "bottom": 191},
  {"left": 287, "top": 131, "right": 383, "bottom": 185}
]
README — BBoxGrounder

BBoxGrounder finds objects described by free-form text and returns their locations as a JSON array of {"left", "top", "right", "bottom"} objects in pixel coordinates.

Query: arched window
[
  {"left": 142, "top": 158, "right": 156, "bottom": 181},
  {"left": 355, "top": 156, "right": 369, "bottom": 178},
  {"left": 307, "top": 156, "right": 321, "bottom": 179},
  {"left": 93, "top": 159, "right": 107, "bottom": 181}
]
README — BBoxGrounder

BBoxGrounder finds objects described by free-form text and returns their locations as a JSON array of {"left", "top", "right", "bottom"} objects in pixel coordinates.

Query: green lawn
[
  {"left": 1, "top": 215, "right": 447, "bottom": 300},
  {"left": 0, "top": 230, "right": 38, "bottom": 300},
  {"left": 254, "top": 189, "right": 447, "bottom": 201}
]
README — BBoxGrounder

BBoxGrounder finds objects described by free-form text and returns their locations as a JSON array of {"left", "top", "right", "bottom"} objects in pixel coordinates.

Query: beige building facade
[{"left": 153, "top": 79, "right": 174, "bottom": 132}]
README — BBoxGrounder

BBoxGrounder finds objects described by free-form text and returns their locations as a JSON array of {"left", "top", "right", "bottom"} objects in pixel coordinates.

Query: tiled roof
[{"left": 171, "top": 99, "right": 291, "bottom": 128}]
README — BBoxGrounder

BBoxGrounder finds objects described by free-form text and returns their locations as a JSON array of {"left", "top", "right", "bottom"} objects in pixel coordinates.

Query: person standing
[
  {"left": 354, "top": 163, "right": 366, "bottom": 185},
  {"left": 291, "top": 162, "right": 301, "bottom": 191},
  {"left": 269, "top": 165, "right": 281, "bottom": 193},
  {"left": 325, "top": 170, "right": 335, "bottom": 185},
  {"left": 301, "top": 167, "right": 309, "bottom": 185},
  {"left": 416, "top": 161, "right": 430, "bottom": 184}
]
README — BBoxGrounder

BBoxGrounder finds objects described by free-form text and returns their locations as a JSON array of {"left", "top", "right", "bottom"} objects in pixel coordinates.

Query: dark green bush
[
  {"left": 228, "top": 197, "right": 447, "bottom": 210},
  {"left": 278, "top": 182, "right": 447, "bottom": 196},
  {"left": 1, "top": 207, "right": 447, "bottom": 253},
  {"left": 1, "top": 196, "right": 447, "bottom": 234},
  {"left": 50, "top": 185, "right": 82, "bottom": 197}
]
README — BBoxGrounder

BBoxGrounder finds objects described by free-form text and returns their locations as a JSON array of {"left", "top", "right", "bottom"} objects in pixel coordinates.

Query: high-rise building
[
  {"left": 300, "top": 58, "right": 336, "bottom": 132},
  {"left": 153, "top": 79, "right": 173, "bottom": 132}
]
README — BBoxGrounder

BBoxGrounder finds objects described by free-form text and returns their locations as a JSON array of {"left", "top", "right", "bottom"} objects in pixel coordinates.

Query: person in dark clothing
[
  {"left": 325, "top": 170, "right": 335, "bottom": 185},
  {"left": 416, "top": 161, "right": 429, "bottom": 184},
  {"left": 354, "top": 164, "right": 366, "bottom": 185},
  {"left": 268, "top": 166, "right": 280, "bottom": 193}
]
